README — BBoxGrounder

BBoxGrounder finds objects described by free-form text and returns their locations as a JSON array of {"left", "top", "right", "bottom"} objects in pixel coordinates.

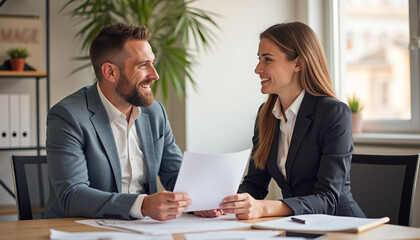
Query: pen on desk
[
  {"left": 95, "top": 220, "right": 145, "bottom": 234},
  {"left": 291, "top": 217, "right": 308, "bottom": 224}
]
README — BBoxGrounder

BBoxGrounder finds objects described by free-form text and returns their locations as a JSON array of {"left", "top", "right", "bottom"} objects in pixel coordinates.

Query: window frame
[{"left": 329, "top": 0, "right": 420, "bottom": 133}]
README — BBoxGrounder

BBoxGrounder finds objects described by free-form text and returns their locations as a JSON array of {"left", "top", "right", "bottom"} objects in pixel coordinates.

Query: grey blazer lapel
[
  {"left": 87, "top": 84, "right": 122, "bottom": 192},
  {"left": 136, "top": 112, "right": 157, "bottom": 194},
  {"left": 285, "top": 92, "right": 315, "bottom": 182}
]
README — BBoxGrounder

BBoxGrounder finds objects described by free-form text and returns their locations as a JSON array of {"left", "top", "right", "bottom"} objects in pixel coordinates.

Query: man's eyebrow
[{"left": 137, "top": 60, "right": 151, "bottom": 65}]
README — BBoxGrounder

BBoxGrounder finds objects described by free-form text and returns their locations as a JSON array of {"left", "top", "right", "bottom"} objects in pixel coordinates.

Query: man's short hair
[{"left": 89, "top": 22, "right": 150, "bottom": 80}]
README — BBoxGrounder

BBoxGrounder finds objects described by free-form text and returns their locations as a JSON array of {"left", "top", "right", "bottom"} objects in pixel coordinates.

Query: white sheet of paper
[
  {"left": 252, "top": 214, "right": 389, "bottom": 233},
  {"left": 77, "top": 214, "right": 250, "bottom": 236},
  {"left": 50, "top": 229, "right": 172, "bottom": 240},
  {"left": 184, "top": 230, "right": 280, "bottom": 240},
  {"left": 173, "top": 149, "right": 251, "bottom": 211}
]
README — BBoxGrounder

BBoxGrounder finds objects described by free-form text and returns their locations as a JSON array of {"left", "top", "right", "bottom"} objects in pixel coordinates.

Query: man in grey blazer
[{"left": 45, "top": 22, "right": 191, "bottom": 221}]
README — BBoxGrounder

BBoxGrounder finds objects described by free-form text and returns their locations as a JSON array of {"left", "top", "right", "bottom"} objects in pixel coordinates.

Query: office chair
[
  {"left": 350, "top": 153, "right": 419, "bottom": 226},
  {"left": 10, "top": 155, "right": 48, "bottom": 220}
]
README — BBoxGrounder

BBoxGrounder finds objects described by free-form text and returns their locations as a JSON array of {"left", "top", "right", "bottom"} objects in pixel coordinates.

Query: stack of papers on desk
[
  {"left": 252, "top": 214, "right": 390, "bottom": 233},
  {"left": 77, "top": 214, "right": 250, "bottom": 235},
  {"left": 184, "top": 230, "right": 280, "bottom": 240},
  {"left": 50, "top": 229, "right": 171, "bottom": 240}
]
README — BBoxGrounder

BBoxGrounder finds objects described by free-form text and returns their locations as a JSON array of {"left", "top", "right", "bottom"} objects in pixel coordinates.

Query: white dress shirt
[
  {"left": 272, "top": 90, "right": 305, "bottom": 179},
  {"left": 97, "top": 83, "right": 146, "bottom": 218}
]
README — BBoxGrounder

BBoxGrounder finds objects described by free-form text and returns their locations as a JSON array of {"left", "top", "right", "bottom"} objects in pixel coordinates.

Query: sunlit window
[
  {"left": 331, "top": 0, "right": 420, "bottom": 133},
  {"left": 343, "top": 0, "right": 410, "bottom": 121}
]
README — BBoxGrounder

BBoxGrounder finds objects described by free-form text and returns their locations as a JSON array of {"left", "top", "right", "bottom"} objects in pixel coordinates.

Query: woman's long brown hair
[{"left": 253, "top": 22, "right": 336, "bottom": 169}]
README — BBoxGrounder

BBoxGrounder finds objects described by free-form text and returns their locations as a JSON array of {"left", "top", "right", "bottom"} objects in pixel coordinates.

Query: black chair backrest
[
  {"left": 11, "top": 155, "right": 48, "bottom": 220},
  {"left": 350, "top": 153, "right": 419, "bottom": 226}
]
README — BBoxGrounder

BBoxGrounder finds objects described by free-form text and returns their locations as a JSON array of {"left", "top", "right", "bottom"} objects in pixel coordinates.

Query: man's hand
[
  {"left": 141, "top": 191, "right": 191, "bottom": 221},
  {"left": 194, "top": 209, "right": 225, "bottom": 218}
]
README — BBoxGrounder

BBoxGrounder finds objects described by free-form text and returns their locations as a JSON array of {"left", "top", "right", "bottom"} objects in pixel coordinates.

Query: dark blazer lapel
[
  {"left": 267, "top": 119, "right": 290, "bottom": 190},
  {"left": 87, "top": 84, "right": 122, "bottom": 192},
  {"left": 136, "top": 111, "right": 157, "bottom": 194},
  {"left": 286, "top": 92, "right": 316, "bottom": 182}
]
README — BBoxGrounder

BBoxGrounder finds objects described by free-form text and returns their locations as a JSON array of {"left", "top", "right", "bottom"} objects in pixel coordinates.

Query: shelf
[
  {"left": 0, "top": 71, "right": 47, "bottom": 78},
  {"left": 0, "top": 0, "right": 50, "bottom": 203},
  {"left": 0, "top": 204, "right": 44, "bottom": 216},
  {"left": 0, "top": 147, "right": 46, "bottom": 152},
  {"left": 0, "top": 205, "right": 16, "bottom": 215}
]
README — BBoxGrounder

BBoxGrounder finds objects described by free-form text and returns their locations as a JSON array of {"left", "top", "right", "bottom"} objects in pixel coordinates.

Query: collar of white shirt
[
  {"left": 272, "top": 89, "right": 305, "bottom": 120},
  {"left": 97, "top": 82, "right": 147, "bottom": 219},
  {"left": 97, "top": 82, "right": 141, "bottom": 122}
]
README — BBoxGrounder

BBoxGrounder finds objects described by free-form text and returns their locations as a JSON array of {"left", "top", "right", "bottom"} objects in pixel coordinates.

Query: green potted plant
[
  {"left": 7, "top": 47, "right": 29, "bottom": 71},
  {"left": 61, "top": 0, "right": 219, "bottom": 101},
  {"left": 347, "top": 95, "right": 364, "bottom": 133}
]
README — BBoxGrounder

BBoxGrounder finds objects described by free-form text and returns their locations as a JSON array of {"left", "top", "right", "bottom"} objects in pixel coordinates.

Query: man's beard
[{"left": 116, "top": 71, "right": 154, "bottom": 107}]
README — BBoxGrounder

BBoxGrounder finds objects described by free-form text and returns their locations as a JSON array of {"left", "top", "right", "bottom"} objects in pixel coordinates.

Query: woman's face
[{"left": 255, "top": 37, "right": 300, "bottom": 96}]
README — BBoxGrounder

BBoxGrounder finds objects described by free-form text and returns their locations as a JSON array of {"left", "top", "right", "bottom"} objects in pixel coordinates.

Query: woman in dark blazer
[{"left": 197, "top": 22, "right": 365, "bottom": 220}]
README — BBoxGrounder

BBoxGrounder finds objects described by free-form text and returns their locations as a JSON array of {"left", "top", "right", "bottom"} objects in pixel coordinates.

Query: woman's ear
[
  {"left": 294, "top": 56, "right": 302, "bottom": 72},
  {"left": 101, "top": 62, "right": 118, "bottom": 83}
]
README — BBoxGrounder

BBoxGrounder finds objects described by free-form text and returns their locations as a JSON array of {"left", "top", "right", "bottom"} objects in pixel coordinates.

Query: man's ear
[
  {"left": 101, "top": 62, "right": 118, "bottom": 83},
  {"left": 294, "top": 56, "right": 302, "bottom": 72}
]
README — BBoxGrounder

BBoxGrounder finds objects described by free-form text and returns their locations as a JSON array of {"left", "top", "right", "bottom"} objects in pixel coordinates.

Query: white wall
[
  {"left": 49, "top": 1, "right": 93, "bottom": 105},
  {"left": 186, "top": 0, "right": 296, "bottom": 153}
]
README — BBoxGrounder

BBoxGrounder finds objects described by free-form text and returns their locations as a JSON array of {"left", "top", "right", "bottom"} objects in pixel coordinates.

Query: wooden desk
[{"left": 1, "top": 217, "right": 420, "bottom": 240}]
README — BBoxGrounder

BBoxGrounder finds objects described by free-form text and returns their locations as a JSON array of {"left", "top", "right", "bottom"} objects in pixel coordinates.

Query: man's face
[{"left": 115, "top": 39, "right": 159, "bottom": 107}]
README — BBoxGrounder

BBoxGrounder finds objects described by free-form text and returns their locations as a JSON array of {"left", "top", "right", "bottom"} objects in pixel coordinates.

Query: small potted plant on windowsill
[
  {"left": 347, "top": 95, "right": 364, "bottom": 134},
  {"left": 7, "top": 47, "right": 29, "bottom": 71}
]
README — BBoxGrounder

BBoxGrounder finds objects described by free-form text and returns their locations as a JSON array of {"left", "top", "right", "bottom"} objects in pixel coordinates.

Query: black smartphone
[{"left": 285, "top": 231, "right": 327, "bottom": 239}]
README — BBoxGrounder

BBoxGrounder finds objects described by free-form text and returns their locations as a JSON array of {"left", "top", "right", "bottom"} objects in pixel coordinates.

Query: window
[{"left": 331, "top": 0, "right": 420, "bottom": 133}]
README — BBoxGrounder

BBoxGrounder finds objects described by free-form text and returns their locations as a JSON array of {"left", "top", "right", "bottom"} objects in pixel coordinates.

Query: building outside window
[{"left": 333, "top": 0, "right": 419, "bottom": 133}]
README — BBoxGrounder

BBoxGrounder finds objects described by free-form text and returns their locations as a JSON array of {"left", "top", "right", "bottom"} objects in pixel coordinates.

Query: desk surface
[{"left": 1, "top": 217, "right": 420, "bottom": 240}]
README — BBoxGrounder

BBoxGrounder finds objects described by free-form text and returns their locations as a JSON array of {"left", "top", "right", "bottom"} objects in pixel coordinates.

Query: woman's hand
[
  {"left": 219, "top": 193, "right": 265, "bottom": 220},
  {"left": 194, "top": 209, "right": 225, "bottom": 218}
]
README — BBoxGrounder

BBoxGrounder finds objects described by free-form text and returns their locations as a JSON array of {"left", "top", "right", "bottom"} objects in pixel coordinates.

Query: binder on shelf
[
  {"left": 9, "top": 94, "right": 20, "bottom": 147},
  {"left": 19, "top": 94, "right": 30, "bottom": 147},
  {"left": 0, "top": 94, "right": 10, "bottom": 148}
]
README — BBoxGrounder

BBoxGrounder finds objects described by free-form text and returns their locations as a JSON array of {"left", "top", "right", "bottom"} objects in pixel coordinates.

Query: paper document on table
[
  {"left": 252, "top": 214, "right": 390, "bottom": 233},
  {"left": 49, "top": 229, "right": 172, "bottom": 240},
  {"left": 173, "top": 149, "right": 251, "bottom": 211},
  {"left": 77, "top": 214, "right": 251, "bottom": 235},
  {"left": 184, "top": 230, "right": 280, "bottom": 240}
]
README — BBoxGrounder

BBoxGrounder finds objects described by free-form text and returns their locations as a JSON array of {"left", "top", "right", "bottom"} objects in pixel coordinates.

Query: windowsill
[{"left": 353, "top": 133, "right": 420, "bottom": 148}]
